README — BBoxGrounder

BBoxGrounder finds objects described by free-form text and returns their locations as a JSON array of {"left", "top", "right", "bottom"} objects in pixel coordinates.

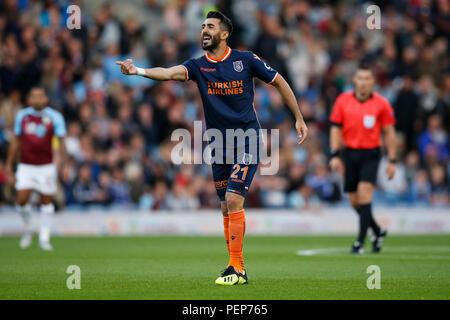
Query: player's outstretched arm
[
  {"left": 115, "top": 59, "right": 187, "bottom": 81},
  {"left": 270, "top": 74, "right": 308, "bottom": 144}
]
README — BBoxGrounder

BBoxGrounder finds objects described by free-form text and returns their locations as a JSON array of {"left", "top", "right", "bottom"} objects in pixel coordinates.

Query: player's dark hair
[
  {"left": 206, "top": 11, "right": 233, "bottom": 39},
  {"left": 357, "top": 61, "right": 374, "bottom": 74},
  {"left": 28, "top": 86, "right": 47, "bottom": 96}
]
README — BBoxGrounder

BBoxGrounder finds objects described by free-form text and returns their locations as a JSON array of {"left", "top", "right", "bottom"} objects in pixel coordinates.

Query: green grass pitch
[{"left": 0, "top": 235, "right": 449, "bottom": 299}]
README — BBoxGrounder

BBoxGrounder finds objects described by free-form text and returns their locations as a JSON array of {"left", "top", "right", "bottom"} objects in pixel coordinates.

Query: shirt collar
[
  {"left": 205, "top": 46, "right": 232, "bottom": 63},
  {"left": 30, "top": 106, "right": 48, "bottom": 115},
  {"left": 353, "top": 91, "right": 373, "bottom": 103}
]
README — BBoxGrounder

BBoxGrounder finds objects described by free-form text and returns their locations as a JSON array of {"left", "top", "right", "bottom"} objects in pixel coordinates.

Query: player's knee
[
  {"left": 357, "top": 183, "right": 373, "bottom": 204},
  {"left": 349, "top": 194, "right": 359, "bottom": 211},
  {"left": 225, "top": 192, "right": 244, "bottom": 213},
  {"left": 17, "top": 198, "right": 28, "bottom": 206},
  {"left": 41, "top": 197, "right": 53, "bottom": 205},
  {"left": 220, "top": 202, "right": 228, "bottom": 217},
  {"left": 16, "top": 192, "right": 29, "bottom": 206}
]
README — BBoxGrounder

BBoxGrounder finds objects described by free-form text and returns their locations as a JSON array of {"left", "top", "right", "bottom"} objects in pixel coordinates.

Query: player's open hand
[
  {"left": 295, "top": 119, "right": 308, "bottom": 145},
  {"left": 115, "top": 59, "right": 137, "bottom": 75},
  {"left": 386, "top": 162, "right": 396, "bottom": 180}
]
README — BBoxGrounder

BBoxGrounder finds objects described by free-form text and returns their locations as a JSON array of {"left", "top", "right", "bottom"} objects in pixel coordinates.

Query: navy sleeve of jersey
[
  {"left": 182, "top": 59, "right": 197, "bottom": 82},
  {"left": 246, "top": 52, "right": 278, "bottom": 83}
]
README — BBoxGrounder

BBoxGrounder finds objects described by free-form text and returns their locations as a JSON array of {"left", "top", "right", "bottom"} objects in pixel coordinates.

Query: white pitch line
[
  {"left": 296, "top": 248, "right": 344, "bottom": 256},
  {"left": 296, "top": 246, "right": 450, "bottom": 258}
]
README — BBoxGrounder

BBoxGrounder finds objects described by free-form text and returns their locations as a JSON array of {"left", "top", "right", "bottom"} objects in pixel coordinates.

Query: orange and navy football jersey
[
  {"left": 182, "top": 46, "right": 278, "bottom": 134},
  {"left": 14, "top": 106, "right": 66, "bottom": 165}
]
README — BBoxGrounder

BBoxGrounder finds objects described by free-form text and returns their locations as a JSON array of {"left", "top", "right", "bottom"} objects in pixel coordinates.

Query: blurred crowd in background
[{"left": 0, "top": 0, "right": 449, "bottom": 211}]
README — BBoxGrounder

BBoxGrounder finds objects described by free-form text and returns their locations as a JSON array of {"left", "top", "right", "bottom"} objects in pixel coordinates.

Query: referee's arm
[
  {"left": 329, "top": 124, "right": 343, "bottom": 172},
  {"left": 329, "top": 125, "right": 342, "bottom": 154},
  {"left": 382, "top": 124, "right": 397, "bottom": 180}
]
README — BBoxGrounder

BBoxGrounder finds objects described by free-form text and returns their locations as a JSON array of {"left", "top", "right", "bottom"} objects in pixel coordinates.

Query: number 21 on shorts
[{"left": 230, "top": 164, "right": 248, "bottom": 181}]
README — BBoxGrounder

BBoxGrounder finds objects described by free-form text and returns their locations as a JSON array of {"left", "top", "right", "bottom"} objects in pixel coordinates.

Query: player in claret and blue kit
[
  {"left": 6, "top": 87, "right": 67, "bottom": 251},
  {"left": 116, "top": 11, "right": 308, "bottom": 285}
]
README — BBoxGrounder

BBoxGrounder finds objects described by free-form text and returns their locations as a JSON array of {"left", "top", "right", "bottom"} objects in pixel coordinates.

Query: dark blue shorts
[{"left": 212, "top": 163, "right": 258, "bottom": 201}]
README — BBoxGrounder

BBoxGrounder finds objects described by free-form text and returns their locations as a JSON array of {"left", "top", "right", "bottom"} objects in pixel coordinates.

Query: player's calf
[
  {"left": 39, "top": 202, "right": 54, "bottom": 251},
  {"left": 17, "top": 203, "right": 33, "bottom": 249}
]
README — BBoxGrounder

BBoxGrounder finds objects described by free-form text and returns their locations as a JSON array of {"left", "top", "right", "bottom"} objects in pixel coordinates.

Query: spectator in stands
[
  {"left": 430, "top": 164, "right": 449, "bottom": 206},
  {"left": 394, "top": 75, "right": 419, "bottom": 151},
  {"left": 73, "top": 163, "right": 108, "bottom": 207},
  {"left": 0, "top": 0, "right": 448, "bottom": 211},
  {"left": 107, "top": 165, "right": 132, "bottom": 207},
  {"left": 418, "top": 114, "right": 449, "bottom": 163},
  {"left": 406, "top": 169, "right": 431, "bottom": 206}
]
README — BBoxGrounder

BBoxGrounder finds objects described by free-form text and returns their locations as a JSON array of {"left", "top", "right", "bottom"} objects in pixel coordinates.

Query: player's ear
[{"left": 221, "top": 30, "right": 229, "bottom": 41}]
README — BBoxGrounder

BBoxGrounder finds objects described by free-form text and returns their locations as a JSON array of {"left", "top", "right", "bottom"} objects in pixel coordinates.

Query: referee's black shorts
[{"left": 343, "top": 147, "right": 381, "bottom": 193}]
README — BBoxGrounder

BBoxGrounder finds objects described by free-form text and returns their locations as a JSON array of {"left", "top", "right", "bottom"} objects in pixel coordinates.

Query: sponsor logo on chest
[{"left": 24, "top": 117, "right": 50, "bottom": 137}]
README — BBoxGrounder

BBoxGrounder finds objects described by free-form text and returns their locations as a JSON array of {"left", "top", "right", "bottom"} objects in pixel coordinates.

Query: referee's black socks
[
  {"left": 357, "top": 203, "right": 381, "bottom": 239},
  {"left": 357, "top": 203, "right": 380, "bottom": 243}
]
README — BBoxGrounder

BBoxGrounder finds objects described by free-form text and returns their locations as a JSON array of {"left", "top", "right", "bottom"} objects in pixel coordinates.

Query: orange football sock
[
  {"left": 223, "top": 216, "right": 230, "bottom": 255},
  {"left": 240, "top": 218, "right": 246, "bottom": 270},
  {"left": 228, "top": 209, "right": 246, "bottom": 272}
]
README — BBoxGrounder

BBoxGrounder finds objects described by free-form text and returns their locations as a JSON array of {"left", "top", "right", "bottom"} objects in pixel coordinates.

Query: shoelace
[{"left": 220, "top": 266, "right": 234, "bottom": 276}]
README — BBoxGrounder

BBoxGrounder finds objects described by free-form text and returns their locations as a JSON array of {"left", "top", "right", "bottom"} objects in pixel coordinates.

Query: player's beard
[
  {"left": 33, "top": 104, "right": 46, "bottom": 111},
  {"left": 355, "top": 87, "right": 371, "bottom": 99},
  {"left": 202, "top": 33, "right": 220, "bottom": 51},
  {"left": 32, "top": 104, "right": 46, "bottom": 111}
]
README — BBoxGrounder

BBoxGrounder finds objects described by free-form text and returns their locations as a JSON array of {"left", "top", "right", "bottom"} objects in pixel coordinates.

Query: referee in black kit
[{"left": 328, "top": 62, "right": 397, "bottom": 254}]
